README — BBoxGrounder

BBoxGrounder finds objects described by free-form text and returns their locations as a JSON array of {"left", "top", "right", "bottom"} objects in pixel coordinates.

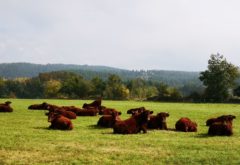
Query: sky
[{"left": 0, "top": 0, "right": 240, "bottom": 71}]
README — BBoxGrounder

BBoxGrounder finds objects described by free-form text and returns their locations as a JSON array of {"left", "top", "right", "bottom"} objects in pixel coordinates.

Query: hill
[{"left": 0, "top": 62, "right": 202, "bottom": 87}]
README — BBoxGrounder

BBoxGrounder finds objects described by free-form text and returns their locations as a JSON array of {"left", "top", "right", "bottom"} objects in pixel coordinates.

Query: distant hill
[{"left": 0, "top": 62, "right": 202, "bottom": 87}]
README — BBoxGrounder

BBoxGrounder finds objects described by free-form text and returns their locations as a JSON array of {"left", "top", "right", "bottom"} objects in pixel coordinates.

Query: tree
[
  {"left": 4, "top": 79, "right": 26, "bottom": 98},
  {"left": 60, "top": 76, "right": 91, "bottom": 98},
  {"left": 156, "top": 83, "right": 169, "bottom": 98},
  {"left": 199, "top": 54, "right": 240, "bottom": 102},
  {"left": 0, "top": 77, "right": 6, "bottom": 97},
  {"left": 43, "top": 79, "right": 62, "bottom": 98},
  {"left": 104, "top": 74, "right": 129, "bottom": 100},
  {"left": 167, "top": 87, "right": 182, "bottom": 101},
  {"left": 127, "top": 78, "right": 146, "bottom": 100},
  {"left": 90, "top": 77, "right": 106, "bottom": 97},
  {"left": 24, "top": 78, "right": 44, "bottom": 98},
  {"left": 153, "top": 83, "right": 182, "bottom": 101},
  {"left": 233, "top": 86, "right": 240, "bottom": 97}
]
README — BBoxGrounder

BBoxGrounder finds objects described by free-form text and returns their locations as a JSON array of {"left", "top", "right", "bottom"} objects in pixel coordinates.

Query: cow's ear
[
  {"left": 150, "top": 111, "right": 153, "bottom": 114},
  {"left": 118, "top": 112, "right": 122, "bottom": 115}
]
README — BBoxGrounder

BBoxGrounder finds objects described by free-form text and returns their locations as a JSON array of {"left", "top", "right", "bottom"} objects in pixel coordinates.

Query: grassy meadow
[{"left": 0, "top": 99, "right": 240, "bottom": 165}]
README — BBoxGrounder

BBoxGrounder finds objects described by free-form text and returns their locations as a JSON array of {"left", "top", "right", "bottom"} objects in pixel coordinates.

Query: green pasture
[{"left": 0, "top": 99, "right": 240, "bottom": 165}]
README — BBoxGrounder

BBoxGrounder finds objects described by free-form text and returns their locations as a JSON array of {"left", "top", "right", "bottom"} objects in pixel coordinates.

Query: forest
[
  {"left": 0, "top": 54, "right": 239, "bottom": 102},
  {"left": 0, "top": 71, "right": 190, "bottom": 101}
]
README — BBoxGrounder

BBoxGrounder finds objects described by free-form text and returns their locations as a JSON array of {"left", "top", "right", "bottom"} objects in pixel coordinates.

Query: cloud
[{"left": 0, "top": 0, "right": 239, "bottom": 71}]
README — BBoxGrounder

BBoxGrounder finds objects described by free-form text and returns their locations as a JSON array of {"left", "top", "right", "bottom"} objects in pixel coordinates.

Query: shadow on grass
[
  {"left": 33, "top": 126, "right": 74, "bottom": 131},
  {"left": 194, "top": 133, "right": 210, "bottom": 138},
  {"left": 166, "top": 128, "right": 177, "bottom": 132},
  {"left": 101, "top": 132, "right": 114, "bottom": 135},
  {"left": 88, "top": 124, "right": 110, "bottom": 129},
  {"left": 88, "top": 124, "right": 115, "bottom": 135},
  {"left": 33, "top": 126, "right": 50, "bottom": 130}
]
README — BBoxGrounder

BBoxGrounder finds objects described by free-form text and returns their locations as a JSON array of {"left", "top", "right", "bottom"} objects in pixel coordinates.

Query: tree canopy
[{"left": 199, "top": 54, "right": 240, "bottom": 102}]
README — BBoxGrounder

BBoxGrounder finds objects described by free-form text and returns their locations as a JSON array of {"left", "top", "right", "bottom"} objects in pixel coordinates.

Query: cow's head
[
  {"left": 157, "top": 112, "right": 169, "bottom": 122},
  {"left": 5, "top": 101, "right": 12, "bottom": 105}
]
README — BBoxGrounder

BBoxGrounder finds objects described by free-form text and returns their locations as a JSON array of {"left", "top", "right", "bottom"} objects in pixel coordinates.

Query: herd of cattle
[{"left": 0, "top": 99, "right": 236, "bottom": 136}]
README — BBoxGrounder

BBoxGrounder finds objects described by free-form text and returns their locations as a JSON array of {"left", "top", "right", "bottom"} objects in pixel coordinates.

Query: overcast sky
[{"left": 0, "top": 0, "right": 240, "bottom": 71}]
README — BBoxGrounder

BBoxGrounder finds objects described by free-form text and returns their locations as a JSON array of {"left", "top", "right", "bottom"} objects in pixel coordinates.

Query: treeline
[
  {"left": 0, "top": 63, "right": 201, "bottom": 88},
  {"left": 1, "top": 54, "right": 239, "bottom": 102},
  {"left": 0, "top": 71, "right": 204, "bottom": 101}
]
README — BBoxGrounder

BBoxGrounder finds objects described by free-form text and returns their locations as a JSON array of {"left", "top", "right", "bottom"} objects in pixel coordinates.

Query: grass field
[{"left": 0, "top": 99, "right": 240, "bottom": 165}]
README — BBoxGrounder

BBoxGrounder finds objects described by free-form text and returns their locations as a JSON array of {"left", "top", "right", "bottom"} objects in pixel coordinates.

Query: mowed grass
[{"left": 0, "top": 99, "right": 240, "bottom": 165}]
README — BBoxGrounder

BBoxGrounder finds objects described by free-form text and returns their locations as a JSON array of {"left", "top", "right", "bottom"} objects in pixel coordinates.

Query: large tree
[
  {"left": 104, "top": 74, "right": 129, "bottom": 100},
  {"left": 199, "top": 54, "right": 240, "bottom": 102},
  {"left": 60, "top": 76, "right": 92, "bottom": 98},
  {"left": 90, "top": 77, "right": 106, "bottom": 97}
]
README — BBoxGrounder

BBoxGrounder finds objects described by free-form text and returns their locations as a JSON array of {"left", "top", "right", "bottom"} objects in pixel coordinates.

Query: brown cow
[
  {"left": 113, "top": 110, "right": 153, "bottom": 134},
  {"left": 48, "top": 112, "right": 73, "bottom": 130},
  {"left": 208, "top": 122, "right": 233, "bottom": 136},
  {"left": 97, "top": 111, "right": 122, "bottom": 128},
  {"left": 99, "top": 107, "right": 121, "bottom": 115},
  {"left": 206, "top": 118, "right": 218, "bottom": 126},
  {"left": 75, "top": 108, "right": 98, "bottom": 116},
  {"left": 207, "top": 115, "right": 236, "bottom": 136},
  {"left": 82, "top": 98, "right": 102, "bottom": 109},
  {"left": 127, "top": 107, "right": 146, "bottom": 115},
  {"left": 62, "top": 106, "right": 83, "bottom": 114},
  {"left": 46, "top": 105, "right": 77, "bottom": 119},
  {"left": 28, "top": 102, "right": 52, "bottom": 110},
  {"left": 175, "top": 117, "right": 197, "bottom": 132},
  {"left": 0, "top": 101, "right": 11, "bottom": 106},
  {"left": 148, "top": 112, "right": 169, "bottom": 130},
  {"left": 0, "top": 101, "right": 13, "bottom": 112},
  {"left": 206, "top": 115, "right": 236, "bottom": 126}
]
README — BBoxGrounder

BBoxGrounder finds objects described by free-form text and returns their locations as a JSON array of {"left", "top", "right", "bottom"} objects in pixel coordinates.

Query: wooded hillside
[{"left": 0, "top": 63, "right": 201, "bottom": 87}]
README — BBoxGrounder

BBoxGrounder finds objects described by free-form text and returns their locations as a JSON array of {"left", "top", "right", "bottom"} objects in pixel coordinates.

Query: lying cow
[
  {"left": 175, "top": 117, "right": 197, "bottom": 132},
  {"left": 208, "top": 122, "right": 233, "bottom": 136},
  {"left": 207, "top": 115, "right": 236, "bottom": 136},
  {"left": 148, "top": 112, "right": 169, "bottom": 130},
  {"left": 28, "top": 102, "right": 51, "bottom": 110},
  {"left": 206, "top": 115, "right": 236, "bottom": 126},
  {"left": 48, "top": 111, "right": 73, "bottom": 130},
  {"left": 82, "top": 98, "right": 102, "bottom": 109},
  {"left": 0, "top": 101, "right": 13, "bottom": 112},
  {"left": 127, "top": 107, "right": 146, "bottom": 115},
  {"left": 99, "top": 107, "right": 121, "bottom": 115},
  {"left": 113, "top": 110, "right": 153, "bottom": 134},
  {"left": 62, "top": 106, "right": 83, "bottom": 114},
  {"left": 75, "top": 108, "right": 98, "bottom": 116},
  {"left": 46, "top": 105, "right": 77, "bottom": 119},
  {"left": 0, "top": 101, "right": 11, "bottom": 106},
  {"left": 97, "top": 111, "right": 122, "bottom": 128}
]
